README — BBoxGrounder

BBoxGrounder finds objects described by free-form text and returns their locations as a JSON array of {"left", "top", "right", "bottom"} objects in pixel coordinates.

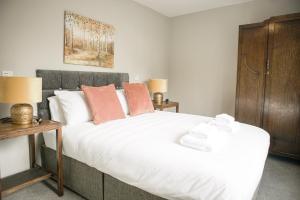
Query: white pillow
[
  {"left": 47, "top": 96, "right": 66, "bottom": 124},
  {"left": 54, "top": 90, "right": 92, "bottom": 125},
  {"left": 116, "top": 89, "right": 129, "bottom": 115}
]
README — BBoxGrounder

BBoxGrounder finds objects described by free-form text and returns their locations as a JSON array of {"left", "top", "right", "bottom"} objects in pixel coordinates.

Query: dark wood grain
[
  {"left": 0, "top": 120, "right": 63, "bottom": 198},
  {"left": 263, "top": 15, "right": 300, "bottom": 159},
  {"left": 269, "top": 12, "right": 300, "bottom": 22},
  {"left": 28, "top": 134, "right": 35, "bottom": 168},
  {"left": 1, "top": 168, "right": 51, "bottom": 197},
  {"left": 0, "top": 120, "right": 61, "bottom": 140},
  {"left": 236, "top": 12, "right": 300, "bottom": 159},
  {"left": 153, "top": 101, "right": 179, "bottom": 113},
  {"left": 56, "top": 127, "right": 64, "bottom": 196},
  {"left": 235, "top": 23, "right": 268, "bottom": 127}
]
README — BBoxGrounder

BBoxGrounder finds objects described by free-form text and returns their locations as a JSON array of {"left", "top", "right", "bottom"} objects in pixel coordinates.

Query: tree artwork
[{"left": 64, "top": 11, "right": 115, "bottom": 68}]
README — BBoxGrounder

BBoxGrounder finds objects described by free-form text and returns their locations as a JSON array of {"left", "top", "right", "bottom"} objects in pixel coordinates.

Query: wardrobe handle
[{"left": 266, "top": 59, "right": 270, "bottom": 75}]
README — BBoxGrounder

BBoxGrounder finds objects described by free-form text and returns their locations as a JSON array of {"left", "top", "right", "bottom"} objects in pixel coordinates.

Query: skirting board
[{"left": 41, "top": 145, "right": 260, "bottom": 200}]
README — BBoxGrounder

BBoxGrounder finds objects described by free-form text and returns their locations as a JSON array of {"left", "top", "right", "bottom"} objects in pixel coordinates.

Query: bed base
[
  {"left": 41, "top": 145, "right": 260, "bottom": 200},
  {"left": 41, "top": 145, "right": 165, "bottom": 200}
]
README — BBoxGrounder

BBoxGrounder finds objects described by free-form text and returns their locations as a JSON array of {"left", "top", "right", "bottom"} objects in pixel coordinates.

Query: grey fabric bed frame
[{"left": 37, "top": 69, "right": 260, "bottom": 200}]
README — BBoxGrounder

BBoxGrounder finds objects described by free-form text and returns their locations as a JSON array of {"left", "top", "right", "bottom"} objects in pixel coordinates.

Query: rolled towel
[
  {"left": 215, "top": 113, "right": 235, "bottom": 125},
  {"left": 212, "top": 113, "right": 239, "bottom": 132},
  {"left": 180, "top": 134, "right": 211, "bottom": 152},
  {"left": 210, "top": 119, "right": 239, "bottom": 133}
]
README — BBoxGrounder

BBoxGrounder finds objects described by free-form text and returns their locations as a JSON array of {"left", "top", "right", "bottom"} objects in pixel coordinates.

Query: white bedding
[{"left": 44, "top": 111, "right": 270, "bottom": 200}]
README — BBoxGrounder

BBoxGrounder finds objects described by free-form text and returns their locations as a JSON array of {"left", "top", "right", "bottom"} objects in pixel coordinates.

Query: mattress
[{"left": 43, "top": 111, "right": 270, "bottom": 200}]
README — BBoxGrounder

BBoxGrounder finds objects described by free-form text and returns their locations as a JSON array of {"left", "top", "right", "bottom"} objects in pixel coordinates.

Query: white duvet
[{"left": 44, "top": 111, "right": 270, "bottom": 200}]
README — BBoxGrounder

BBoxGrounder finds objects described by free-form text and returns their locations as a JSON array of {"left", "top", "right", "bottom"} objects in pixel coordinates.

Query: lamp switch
[{"left": 1, "top": 71, "right": 13, "bottom": 76}]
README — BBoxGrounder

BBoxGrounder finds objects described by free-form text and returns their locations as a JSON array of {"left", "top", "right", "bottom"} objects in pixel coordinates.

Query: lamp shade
[
  {"left": 0, "top": 76, "right": 42, "bottom": 104},
  {"left": 148, "top": 79, "right": 168, "bottom": 93}
]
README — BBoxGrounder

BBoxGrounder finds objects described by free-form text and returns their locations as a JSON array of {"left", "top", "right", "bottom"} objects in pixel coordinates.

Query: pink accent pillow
[
  {"left": 82, "top": 84, "right": 125, "bottom": 124},
  {"left": 123, "top": 83, "right": 154, "bottom": 116}
]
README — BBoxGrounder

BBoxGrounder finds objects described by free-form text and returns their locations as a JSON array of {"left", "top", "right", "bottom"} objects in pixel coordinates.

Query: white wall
[
  {"left": 0, "top": 0, "right": 170, "bottom": 177},
  {"left": 169, "top": 0, "right": 300, "bottom": 117}
]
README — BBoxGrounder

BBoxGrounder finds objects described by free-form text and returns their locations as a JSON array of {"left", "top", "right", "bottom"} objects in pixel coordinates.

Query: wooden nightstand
[
  {"left": 153, "top": 101, "right": 179, "bottom": 113},
  {"left": 0, "top": 120, "right": 63, "bottom": 199}
]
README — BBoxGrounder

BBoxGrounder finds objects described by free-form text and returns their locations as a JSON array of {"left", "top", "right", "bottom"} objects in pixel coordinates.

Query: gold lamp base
[
  {"left": 11, "top": 103, "right": 33, "bottom": 125},
  {"left": 153, "top": 92, "right": 163, "bottom": 105}
]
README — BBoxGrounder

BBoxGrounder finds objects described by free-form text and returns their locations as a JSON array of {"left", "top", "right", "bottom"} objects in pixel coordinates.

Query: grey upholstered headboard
[{"left": 36, "top": 70, "right": 129, "bottom": 120}]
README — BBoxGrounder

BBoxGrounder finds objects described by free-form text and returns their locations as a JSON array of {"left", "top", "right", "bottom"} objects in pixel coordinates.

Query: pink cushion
[
  {"left": 123, "top": 83, "right": 154, "bottom": 116},
  {"left": 82, "top": 84, "right": 125, "bottom": 124}
]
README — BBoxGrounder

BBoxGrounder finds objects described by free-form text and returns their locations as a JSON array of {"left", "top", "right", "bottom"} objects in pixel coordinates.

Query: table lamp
[
  {"left": 0, "top": 76, "right": 42, "bottom": 125},
  {"left": 148, "top": 79, "right": 167, "bottom": 105}
]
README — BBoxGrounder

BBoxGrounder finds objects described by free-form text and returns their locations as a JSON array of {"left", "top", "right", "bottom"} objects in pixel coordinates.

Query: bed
[{"left": 37, "top": 70, "right": 270, "bottom": 200}]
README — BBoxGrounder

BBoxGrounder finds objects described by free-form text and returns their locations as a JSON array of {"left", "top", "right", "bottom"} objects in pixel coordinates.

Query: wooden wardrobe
[{"left": 235, "top": 13, "right": 300, "bottom": 159}]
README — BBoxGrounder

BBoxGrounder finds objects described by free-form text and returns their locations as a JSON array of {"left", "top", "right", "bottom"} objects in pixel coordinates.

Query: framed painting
[{"left": 64, "top": 11, "right": 115, "bottom": 68}]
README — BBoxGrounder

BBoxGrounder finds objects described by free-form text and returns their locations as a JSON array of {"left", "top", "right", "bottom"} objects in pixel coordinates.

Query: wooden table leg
[
  {"left": 176, "top": 104, "right": 179, "bottom": 113},
  {"left": 28, "top": 134, "right": 35, "bottom": 168},
  {"left": 56, "top": 128, "right": 64, "bottom": 196}
]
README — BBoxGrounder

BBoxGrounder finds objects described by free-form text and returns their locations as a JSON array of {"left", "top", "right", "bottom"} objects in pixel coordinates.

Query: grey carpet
[
  {"left": 3, "top": 156, "right": 300, "bottom": 200},
  {"left": 256, "top": 156, "right": 300, "bottom": 200}
]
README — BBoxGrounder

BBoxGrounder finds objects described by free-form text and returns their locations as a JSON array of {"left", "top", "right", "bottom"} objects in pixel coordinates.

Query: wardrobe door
[
  {"left": 263, "top": 14, "right": 300, "bottom": 159},
  {"left": 235, "top": 23, "right": 268, "bottom": 127}
]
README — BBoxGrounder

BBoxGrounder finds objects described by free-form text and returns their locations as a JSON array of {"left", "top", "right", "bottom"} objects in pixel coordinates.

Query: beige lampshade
[
  {"left": 0, "top": 76, "right": 42, "bottom": 104},
  {"left": 148, "top": 79, "right": 168, "bottom": 93}
]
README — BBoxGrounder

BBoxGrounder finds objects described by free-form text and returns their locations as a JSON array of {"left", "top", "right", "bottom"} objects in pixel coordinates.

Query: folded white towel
[
  {"left": 180, "top": 134, "right": 211, "bottom": 152},
  {"left": 181, "top": 124, "right": 229, "bottom": 152},
  {"left": 188, "top": 123, "right": 219, "bottom": 139}
]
